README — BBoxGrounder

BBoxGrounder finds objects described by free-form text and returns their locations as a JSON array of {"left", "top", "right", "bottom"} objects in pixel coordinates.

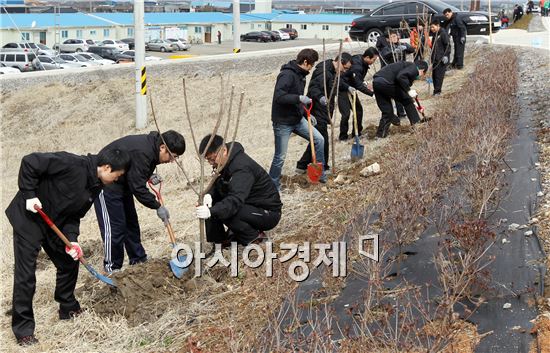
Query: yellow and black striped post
[
  {"left": 140, "top": 66, "right": 147, "bottom": 95},
  {"left": 233, "top": 48, "right": 241, "bottom": 53}
]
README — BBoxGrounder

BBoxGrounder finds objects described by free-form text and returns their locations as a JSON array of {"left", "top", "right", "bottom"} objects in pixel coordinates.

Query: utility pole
[
  {"left": 232, "top": 0, "right": 241, "bottom": 53},
  {"left": 134, "top": 0, "right": 147, "bottom": 129},
  {"left": 488, "top": 0, "right": 493, "bottom": 44}
]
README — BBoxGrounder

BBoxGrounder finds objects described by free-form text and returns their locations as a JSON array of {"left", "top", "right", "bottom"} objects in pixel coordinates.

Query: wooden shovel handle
[{"left": 303, "top": 102, "right": 317, "bottom": 164}]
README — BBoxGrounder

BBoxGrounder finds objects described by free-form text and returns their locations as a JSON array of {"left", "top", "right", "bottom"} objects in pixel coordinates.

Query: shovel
[
  {"left": 147, "top": 179, "right": 188, "bottom": 279},
  {"left": 415, "top": 96, "right": 430, "bottom": 122},
  {"left": 303, "top": 102, "right": 323, "bottom": 183},
  {"left": 34, "top": 205, "right": 116, "bottom": 287},
  {"left": 350, "top": 91, "right": 364, "bottom": 161}
]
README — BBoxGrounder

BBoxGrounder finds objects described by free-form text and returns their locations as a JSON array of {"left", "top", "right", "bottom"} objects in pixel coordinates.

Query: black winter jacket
[
  {"left": 373, "top": 61, "right": 419, "bottom": 93},
  {"left": 347, "top": 54, "right": 374, "bottom": 96},
  {"left": 271, "top": 60, "right": 309, "bottom": 125},
  {"left": 376, "top": 36, "right": 415, "bottom": 66},
  {"left": 5, "top": 152, "right": 103, "bottom": 243},
  {"left": 306, "top": 59, "right": 337, "bottom": 124},
  {"left": 209, "top": 143, "right": 282, "bottom": 220},
  {"left": 431, "top": 28, "right": 451, "bottom": 64},
  {"left": 100, "top": 131, "right": 161, "bottom": 209},
  {"left": 445, "top": 13, "right": 467, "bottom": 39}
]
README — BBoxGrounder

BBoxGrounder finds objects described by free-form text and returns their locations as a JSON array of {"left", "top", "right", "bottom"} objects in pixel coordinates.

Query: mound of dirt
[{"left": 78, "top": 259, "right": 226, "bottom": 326}]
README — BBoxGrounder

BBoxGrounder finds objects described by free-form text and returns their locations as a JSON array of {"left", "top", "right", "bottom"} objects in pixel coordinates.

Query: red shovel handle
[{"left": 303, "top": 101, "right": 313, "bottom": 116}]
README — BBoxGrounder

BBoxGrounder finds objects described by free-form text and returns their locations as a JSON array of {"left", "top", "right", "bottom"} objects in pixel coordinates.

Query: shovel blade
[
  {"left": 307, "top": 162, "right": 323, "bottom": 184},
  {"left": 351, "top": 137, "right": 364, "bottom": 161},
  {"left": 82, "top": 262, "right": 116, "bottom": 287},
  {"left": 169, "top": 252, "right": 189, "bottom": 279}
]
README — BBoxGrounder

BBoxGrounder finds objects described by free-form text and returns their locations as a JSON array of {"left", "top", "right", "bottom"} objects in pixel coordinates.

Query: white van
[{"left": 0, "top": 52, "right": 36, "bottom": 72}]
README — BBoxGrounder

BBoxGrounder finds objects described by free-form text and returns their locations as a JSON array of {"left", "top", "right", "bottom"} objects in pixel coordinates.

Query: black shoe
[
  {"left": 391, "top": 117, "right": 401, "bottom": 126},
  {"left": 338, "top": 135, "right": 349, "bottom": 141},
  {"left": 59, "top": 307, "right": 85, "bottom": 320},
  {"left": 17, "top": 335, "right": 38, "bottom": 346}
]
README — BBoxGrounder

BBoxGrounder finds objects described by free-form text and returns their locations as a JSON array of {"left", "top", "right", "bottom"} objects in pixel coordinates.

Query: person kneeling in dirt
[
  {"left": 374, "top": 60, "right": 428, "bottom": 138},
  {"left": 195, "top": 134, "right": 282, "bottom": 246},
  {"left": 296, "top": 52, "right": 353, "bottom": 174},
  {"left": 94, "top": 130, "right": 186, "bottom": 274},
  {"left": 5, "top": 148, "right": 130, "bottom": 346}
]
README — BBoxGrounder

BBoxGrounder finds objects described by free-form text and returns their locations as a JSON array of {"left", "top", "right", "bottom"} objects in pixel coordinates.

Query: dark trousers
[
  {"left": 374, "top": 79, "right": 420, "bottom": 137},
  {"left": 432, "top": 62, "right": 447, "bottom": 94},
  {"left": 395, "top": 101, "right": 405, "bottom": 116},
  {"left": 12, "top": 230, "right": 80, "bottom": 339},
  {"left": 206, "top": 204, "right": 281, "bottom": 245},
  {"left": 94, "top": 189, "right": 146, "bottom": 273},
  {"left": 452, "top": 36, "right": 465, "bottom": 68},
  {"left": 296, "top": 121, "right": 329, "bottom": 170},
  {"left": 338, "top": 93, "right": 363, "bottom": 140}
]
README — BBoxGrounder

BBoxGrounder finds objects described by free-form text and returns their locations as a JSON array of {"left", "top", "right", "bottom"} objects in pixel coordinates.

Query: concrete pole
[
  {"left": 232, "top": 0, "right": 241, "bottom": 53},
  {"left": 134, "top": 0, "right": 147, "bottom": 129},
  {"left": 488, "top": 0, "right": 493, "bottom": 45}
]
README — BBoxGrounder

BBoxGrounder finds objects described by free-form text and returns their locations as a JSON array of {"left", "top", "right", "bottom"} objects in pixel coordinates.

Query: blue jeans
[{"left": 269, "top": 118, "right": 325, "bottom": 190}]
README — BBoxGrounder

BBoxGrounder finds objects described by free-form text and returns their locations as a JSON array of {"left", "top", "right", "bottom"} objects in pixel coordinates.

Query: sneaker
[
  {"left": 59, "top": 307, "right": 85, "bottom": 320},
  {"left": 17, "top": 335, "right": 38, "bottom": 346},
  {"left": 295, "top": 167, "right": 306, "bottom": 175}
]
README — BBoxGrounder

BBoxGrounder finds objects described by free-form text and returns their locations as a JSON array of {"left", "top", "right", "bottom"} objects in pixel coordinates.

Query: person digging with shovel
[
  {"left": 373, "top": 60, "right": 429, "bottom": 138},
  {"left": 93, "top": 130, "right": 186, "bottom": 274},
  {"left": 195, "top": 134, "right": 282, "bottom": 246},
  {"left": 5, "top": 148, "right": 130, "bottom": 346}
]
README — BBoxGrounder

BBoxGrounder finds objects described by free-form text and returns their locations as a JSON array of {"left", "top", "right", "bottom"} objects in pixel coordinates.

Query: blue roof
[
  {"left": 271, "top": 14, "right": 358, "bottom": 24},
  {"left": 0, "top": 0, "right": 25, "bottom": 4},
  {"left": 0, "top": 13, "right": 115, "bottom": 29},
  {"left": 98, "top": 12, "right": 234, "bottom": 25},
  {"left": 241, "top": 13, "right": 280, "bottom": 21}
]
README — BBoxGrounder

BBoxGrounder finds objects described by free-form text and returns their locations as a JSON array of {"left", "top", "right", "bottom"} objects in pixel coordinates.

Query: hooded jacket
[
  {"left": 271, "top": 60, "right": 310, "bottom": 125},
  {"left": 99, "top": 131, "right": 162, "bottom": 210},
  {"left": 5, "top": 152, "right": 103, "bottom": 243},
  {"left": 209, "top": 142, "right": 282, "bottom": 220},
  {"left": 373, "top": 61, "right": 419, "bottom": 94}
]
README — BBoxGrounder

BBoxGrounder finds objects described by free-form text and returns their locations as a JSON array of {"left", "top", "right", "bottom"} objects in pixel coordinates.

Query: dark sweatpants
[
  {"left": 12, "top": 230, "right": 80, "bottom": 339},
  {"left": 373, "top": 78, "right": 420, "bottom": 138},
  {"left": 206, "top": 204, "right": 281, "bottom": 245},
  {"left": 452, "top": 36, "right": 465, "bottom": 69},
  {"left": 93, "top": 189, "right": 147, "bottom": 273},
  {"left": 338, "top": 93, "right": 363, "bottom": 140},
  {"left": 432, "top": 62, "right": 447, "bottom": 94},
  {"left": 296, "top": 121, "right": 330, "bottom": 171}
]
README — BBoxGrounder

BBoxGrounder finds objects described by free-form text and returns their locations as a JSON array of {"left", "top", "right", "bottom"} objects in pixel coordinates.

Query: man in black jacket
[
  {"left": 5, "top": 148, "right": 130, "bottom": 346},
  {"left": 430, "top": 21, "right": 451, "bottom": 96},
  {"left": 94, "top": 130, "right": 185, "bottom": 273},
  {"left": 443, "top": 8, "right": 467, "bottom": 70},
  {"left": 195, "top": 135, "right": 282, "bottom": 245},
  {"left": 269, "top": 48, "right": 324, "bottom": 191},
  {"left": 337, "top": 48, "right": 379, "bottom": 141},
  {"left": 373, "top": 60, "right": 429, "bottom": 138},
  {"left": 296, "top": 52, "right": 353, "bottom": 173}
]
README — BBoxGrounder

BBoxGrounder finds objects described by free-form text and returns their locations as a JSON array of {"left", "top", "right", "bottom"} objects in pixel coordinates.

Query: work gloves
[
  {"left": 156, "top": 206, "right": 170, "bottom": 225},
  {"left": 65, "top": 242, "right": 83, "bottom": 261},
  {"left": 309, "top": 115, "right": 317, "bottom": 126},
  {"left": 25, "top": 197, "right": 42, "bottom": 213},
  {"left": 319, "top": 96, "right": 327, "bottom": 106},
  {"left": 149, "top": 173, "right": 162, "bottom": 185},
  {"left": 195, "top": 194, "right": 212, "bottom": 219},
  {"left": 299, "top": 95, "right": 312, "bottom": 105},
  {"left": 348, "top": 86, "right": 356, "bottom": 94},
  {"left": 460, "top": 37, "right": 466, "bottom": 44},
  {"left": 408, "top": 89, "right": 418, "bottom": 98},
  {"left": 442, "top": 56, "right": 449, "bottom": 65}
]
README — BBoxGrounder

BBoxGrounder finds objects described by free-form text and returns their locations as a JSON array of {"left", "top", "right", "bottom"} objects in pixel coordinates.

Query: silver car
[
  {"left": 58, "top": 53, "right": 100, "bottom": 67},
  {"left": 56, "top": 39, "right": 94, "bottom": 53},
  {"left": 146, "top": 39, "right": 174, "bottom": 52},
  {"left": 166, "top": 38, "right": 190, "bottom": 51},
  {"left": 79, "top": 53, "right": 116, "bottom": 65},
  {"left": 33, "top": 55, "right": 82, "bottom": 70}
]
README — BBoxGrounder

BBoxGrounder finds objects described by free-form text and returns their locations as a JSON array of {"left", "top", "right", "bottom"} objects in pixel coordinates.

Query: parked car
[
  {"left": 166, "top": 38, "right": 190, "bottom": 50},
  {"left": 275, "top": 30, "right": 291, "bottom": 40},
  {"left": 79, "top": 52, "right": 116, "bottom": 65},
  {"left": 33, "top": 55, "right": 82, "bottom": 70},
  {"left": 54, "top": 39, "right": 94, "bottom": 53},
  {"left": 146, "top": 39, "right": 175, "bottom": 52},
  {"left": 35, "top": 43, "right": 56, "bottom": 56},
  {"left": 348, "top": 0, "right": 501, "bottom": 43},
  {"left": 120, "top": 38, "right": 135, "bottom": 50},
  {"left": 262, "top": 31, "right": 279, "bottom": 41},
  {"left": 115, "top": 50, "right": 163, "bottom": 63},
  {"left": 87, "top": 46, "right": 121, "bottom": 61},
  {"left": 100, "top": 39, "right": 130, "bottom": 51},
  {"left": 0, "top": 62, "right": 21, "bottom": 74},
  {"left": 279, "top": 28, "right": 298, "bottom": 39},
  {"left": 0, "top": 51, "right": 36, "bottom": 71},
  {"left": 240, "top": 31, "right": 271, "bottom": 42},
  {"left": 1, "top": 42, "right": 51, "bottom": 54},
  {"left": 57, "top": 53, "right": 100, "bottom": 67}
]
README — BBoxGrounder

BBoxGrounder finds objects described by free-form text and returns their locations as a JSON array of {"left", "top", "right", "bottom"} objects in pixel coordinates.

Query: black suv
[
  {"left": 87, "top": 46, "right": 120, "bottom": 61},
  {"left": 349, "top": 0, "right": 500, "bottom": 43}
]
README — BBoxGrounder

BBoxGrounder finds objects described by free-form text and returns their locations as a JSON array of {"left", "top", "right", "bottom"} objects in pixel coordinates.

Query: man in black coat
[
  {"left": 443, "top": 8, "right": 468, "bottom": 70},
  {"left": 93, "top": 130, "right": 185, "bottom": 273},
  {"left": 195, "top": 135, "right": 282, "bottom": 245},
  {"left": 337, "top": 47, "right": 379, "bottom": 141},
  {"left": 268, "top": 48, "right": 325, "bottom": 191},
  {"left": 295, "top": 52, "right": 353, "bottom": 173},
  {"left": 430, "top": 21, "right": 451, "bottom": 96},
  {"left": 373, "top": 60, "right": 429, "bottom": 138},
  {"left": 5, "top": 148, "right": 130, "bottom": 346}
]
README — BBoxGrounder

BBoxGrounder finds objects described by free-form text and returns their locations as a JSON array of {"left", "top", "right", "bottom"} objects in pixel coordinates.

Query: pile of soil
[{"left": 78, "top": 259, "right": 226, "bottom": 326}]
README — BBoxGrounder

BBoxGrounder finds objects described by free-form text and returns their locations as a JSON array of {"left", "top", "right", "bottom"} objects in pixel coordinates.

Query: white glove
[
  {"left": 195, "top": 205, "right": 211, "bottom": 219},
  {"left": 25, "top": 197, "right": 42, "bottom": 213},
  {"left": 203, "top": 194, "right": 212, "bottom": 208},
  {"left": 408, "top": 89, "right": 418, "bottom": 98},
  {"left": 348, "top": 86, "right": 356, "bottom": 94},
  {"left": 65, "top": 242, "right": 83, "bottom": 261},
  {"left": 442, "top": 56, "right": 449, "bottom": 65},
  {"left": 319, "top": 96, "right": 327, "bottom": 106},
  {"left": 299, "top": 95, "right": 312, "bottom": 105},
  {"left": 310, "top": 115, "right": 317, "bottom": 126}
]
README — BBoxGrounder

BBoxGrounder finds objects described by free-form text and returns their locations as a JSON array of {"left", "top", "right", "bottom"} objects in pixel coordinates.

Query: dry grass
[{"left": 509, "top": 13, "right": 534, "bottom": 30}]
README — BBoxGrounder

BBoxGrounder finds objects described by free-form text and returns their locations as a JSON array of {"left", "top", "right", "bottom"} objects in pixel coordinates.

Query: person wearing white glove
[
  {"left": 429, "top": 21, "right": 451, "bottom": 95},
  {"left": 443, "top": 8, "right": 467, "bottom": 69},
  {"left": 195, "top": 205, "right": 211, "bottom": 219},
  {"left": 5, "top": 147, "right": 131, "bottom": 345}
]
